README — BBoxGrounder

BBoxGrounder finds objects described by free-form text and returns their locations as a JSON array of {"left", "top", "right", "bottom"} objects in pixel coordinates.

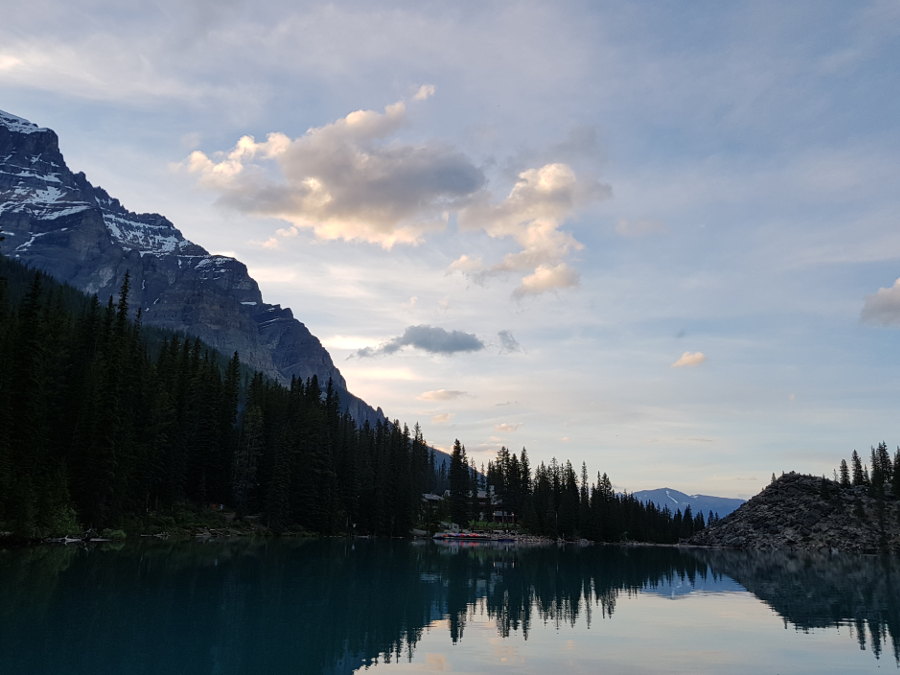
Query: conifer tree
[
  {"left": 449, "top": 439, "right": 470, "bottom": 527},
  {"left": 851, "top": 450, "right": 866, "bottom": 486},
  {"left": 876, "top": 442, "right": 893, "bottom": 485},
  {"left": 893, "top": 449, "right": 900, "bottom": 498},
  {"left": 839, "top": 459, "right": 850, "bottom": 487},
  {"left": 870, "top": 446, "right": 886, "bottom": 498}
]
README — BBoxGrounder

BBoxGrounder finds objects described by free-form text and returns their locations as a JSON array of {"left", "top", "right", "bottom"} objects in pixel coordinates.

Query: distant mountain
[
  {"left": 0, "top": 109, "right": 383, "bottom": 426},
  {"left": 632, "top": 487, "right": 744, "bottom": 519},
  {"left": 642, "top": 573, "right": 746, "bottom": 599}
]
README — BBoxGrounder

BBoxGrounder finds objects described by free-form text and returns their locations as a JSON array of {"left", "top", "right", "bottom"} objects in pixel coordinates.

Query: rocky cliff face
[
  {"left": 689, "top": 472, "right": 900, "bottom": 553},
  {"left": 0, "top": 109, "right": 382, "bottom": 426}
]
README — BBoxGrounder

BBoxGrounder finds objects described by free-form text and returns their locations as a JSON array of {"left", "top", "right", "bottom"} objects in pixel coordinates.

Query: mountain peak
[{"left": 0, "top": 109, "right": 46, "bottom": 135}]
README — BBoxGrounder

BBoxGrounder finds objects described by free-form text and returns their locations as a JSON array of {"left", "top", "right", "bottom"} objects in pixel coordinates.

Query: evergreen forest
[{"left": 0, "top": 254, "right": 700, "bottom": 543}]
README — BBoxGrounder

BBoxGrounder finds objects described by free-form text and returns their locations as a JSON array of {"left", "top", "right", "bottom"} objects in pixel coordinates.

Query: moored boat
[{"left": 432, "top": 531, "right": 492, "bottom": 541}]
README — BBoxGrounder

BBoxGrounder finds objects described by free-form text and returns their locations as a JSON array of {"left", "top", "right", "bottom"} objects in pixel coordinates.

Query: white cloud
[
  {"left": 494, "top": 423, "right": 520, "bottom": 432},
  {"left": 514, "top": 263, "right": 579, "bottom": 298},
  {"left": 0, "top": 39, "right": 228, "bottom": 106},
  {"left": 418, "top": 389, "right": 468, "bottom": 401},
  {"left": 176, "top": 86, "right": 607, "bottom": 300},
  {"left": 861, "top": 278, "right": 900, "bottom": 325},
  {"left": 455, "top": 162, "right": 609, "bottom": 296},
  {"left": 413, "top": 83, "right": 436, "bottom": 101},
  {"left": 183, "top": 91, "right": 484, "bottom": 248},
  {"left": 0, "top": 54, "right": 21, "bottom": 70},
  {"left": 672, "top": 351, "right": 707, "bottom": 368},
  {"left": 431, "top": 413, "right": 453, "bottom": 424},
  {"left": 447, "top": 254, "right": 484, "bottom": 274}
]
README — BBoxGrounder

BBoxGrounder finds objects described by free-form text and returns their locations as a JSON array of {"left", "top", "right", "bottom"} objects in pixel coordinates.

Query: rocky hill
[
  {"left": 0, "top": 109, "right": 383, "bottom": 426},
  {"left": 689, "top": 472, "right": 900, "bottom": 553}
]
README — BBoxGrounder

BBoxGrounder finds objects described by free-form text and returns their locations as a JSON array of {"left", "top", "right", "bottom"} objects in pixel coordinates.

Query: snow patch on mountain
[
  {"left": 101, "top": 211, "right": 186, "bottom": 255},
  {"left": 0, "top": 109, "right": 46, "bottom": 135}
]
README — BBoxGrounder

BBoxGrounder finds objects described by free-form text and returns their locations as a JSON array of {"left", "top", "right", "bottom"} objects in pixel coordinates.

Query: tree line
[
  {"left": 447, "top": 441, "right": 709, "bottom": 543},
  {"left": 0, "top": 254, "right": 696, "bottom": 543},
  {"left": 835, "top": 442, "right": 900, "bottom": 498}
]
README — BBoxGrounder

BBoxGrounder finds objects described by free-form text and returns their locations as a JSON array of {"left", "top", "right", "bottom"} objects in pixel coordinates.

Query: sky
[{"left": 2, "top": 1, "right": 899, "bottom": 498}]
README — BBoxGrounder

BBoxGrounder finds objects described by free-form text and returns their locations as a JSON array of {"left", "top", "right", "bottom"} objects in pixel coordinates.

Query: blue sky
[{"left": 3, "top": 1, "right": 899, "bottom": 497}]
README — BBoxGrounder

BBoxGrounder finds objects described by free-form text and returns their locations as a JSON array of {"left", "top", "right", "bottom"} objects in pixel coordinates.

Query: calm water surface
[{"left": 0, "top": 538, "right": 897, "bottom": 674}]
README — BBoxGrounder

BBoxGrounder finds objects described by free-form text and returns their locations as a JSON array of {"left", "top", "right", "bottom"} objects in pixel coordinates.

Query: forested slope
[{"left": 0, "top": 255, "right": 437, "bottom": 538}]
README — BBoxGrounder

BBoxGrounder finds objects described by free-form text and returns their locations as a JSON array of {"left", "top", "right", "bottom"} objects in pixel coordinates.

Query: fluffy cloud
[
  {"left": 418, "top": 389, "right": 468, "bottom": 401},
  {"left": 0, "top": 55, "right": 21, "bottom": 70},
  {"left": 183, "top": 88, "right": 485, "bottom": 248},
  {"left": 413, "top": 84, "right": 436, "bottom": 101},
  {"left": 431, "top": 413, "right": 454, "bottom": 424},
  {"left": 861, "top": 278, "right": 900, "bottom": 325},
  {"left": 672, "top": 351, "right": 707, "bottom": 368},
  {"left": 354, "top": 325, "right": 484, "bottom": 357},
  {"left": 183, "top": 89, "right": 605, "bottom": 297},
  {"left": 514, "top": 263, "right": 579, "bottom": 298},
  {"left": 455, "top": 162, "right": 609, "bottom": 296},
  {"left": 494, "top": 423, "right": 520, "bottom": 432}
]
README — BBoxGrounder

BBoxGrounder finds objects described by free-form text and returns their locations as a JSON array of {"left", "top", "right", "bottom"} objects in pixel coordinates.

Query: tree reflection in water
[{"left": 0, "top": 539, "right": 896, "bottom": 673}]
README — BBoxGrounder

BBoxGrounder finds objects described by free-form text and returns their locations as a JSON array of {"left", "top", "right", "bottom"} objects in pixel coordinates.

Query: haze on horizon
[{"left": 2, "top": 0, "right": 899, "bottom": 499}]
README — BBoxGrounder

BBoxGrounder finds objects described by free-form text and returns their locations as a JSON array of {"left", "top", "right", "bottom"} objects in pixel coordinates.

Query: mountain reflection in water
[
  {"left": 0, "top": 539, "right": 896, "bottom": 674},
  {"left": 693, "top": 547, "right": 900, "bottom": 664}
]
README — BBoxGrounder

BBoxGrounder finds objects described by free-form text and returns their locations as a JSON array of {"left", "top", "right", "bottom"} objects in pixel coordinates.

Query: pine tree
[
  {"left": 693, "top": 508, "right": 706, "bottom": 532},
  {"left": 449, "top": 439, "right": 470, "bottom": 528},
  {"left": 579, "top": 461, "right": 590, "bottom": 530},
  {"left": 851, "top": 450, "right": 865, "bottom": 486},
  {"left": 681, "top": 505, "right": 694, "bottom": 539},
  {"left": 557, "top": 460, "right": 579, "bottom": 537},
  {"left": 876, "top": 442, "right": 893, "bottom": 485},
  {"left": 893, "top": 449, "right": 900, "bottom": 498},
  {"left": 839, "top": 459, "right": 850, "bottom": 487},
  {"left": 870, "top": 446, "right": 886, "bottom": 498}
]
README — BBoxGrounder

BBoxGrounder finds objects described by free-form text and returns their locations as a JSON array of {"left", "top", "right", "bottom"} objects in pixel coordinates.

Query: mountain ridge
[{"left": 632, "top": 487, "right": 744, "bottom": 518}]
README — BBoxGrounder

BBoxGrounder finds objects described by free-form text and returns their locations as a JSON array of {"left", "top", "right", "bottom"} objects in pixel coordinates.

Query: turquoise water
[{"left": 0, "top": 539, "right": 896, "bottom": 673}]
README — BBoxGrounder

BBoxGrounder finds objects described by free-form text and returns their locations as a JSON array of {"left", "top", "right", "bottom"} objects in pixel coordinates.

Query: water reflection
[
  {"left": 0, "top": 540, "right": 896, "bottom": 674},
  {"left": 432, "top": 542, "right": 727, "bottom": 641},
  {"left": 693, "top": 547, "right": 900, "bottom": 665}
]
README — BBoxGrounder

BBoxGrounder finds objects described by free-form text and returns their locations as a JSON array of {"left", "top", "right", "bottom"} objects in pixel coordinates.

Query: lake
[{"left": 0, "top": 538, "right": 896, "bottom": 673}]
